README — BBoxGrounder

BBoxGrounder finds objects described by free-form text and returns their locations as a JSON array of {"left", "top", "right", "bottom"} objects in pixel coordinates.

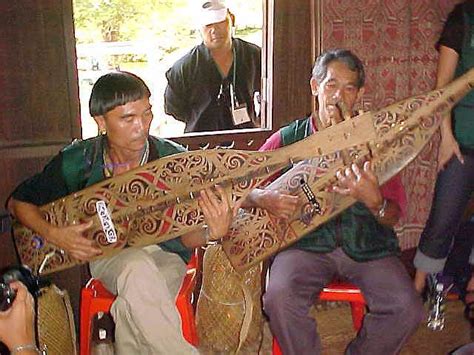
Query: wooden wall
[
  {"left": 271, "top": 0, "right": 314, "bottom": 124},
  {"left": 0, "top": 0, "right": 81, "bottom": 234},
  {"left": 0, "top": 0, "right": 82, "bottom": 329},
  {"left": 0, "top": 1, "right": 80, "bottom": 215}
]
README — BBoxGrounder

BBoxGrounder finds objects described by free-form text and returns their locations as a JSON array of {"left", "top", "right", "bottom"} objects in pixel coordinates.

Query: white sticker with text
[{"left": 96, "top": 200, "right": 117, "bottom": 243}]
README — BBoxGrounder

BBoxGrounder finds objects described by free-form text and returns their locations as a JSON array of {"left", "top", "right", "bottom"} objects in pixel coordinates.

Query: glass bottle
[{"left": 427, "top": 282, "right": 445, "bottom": 331}]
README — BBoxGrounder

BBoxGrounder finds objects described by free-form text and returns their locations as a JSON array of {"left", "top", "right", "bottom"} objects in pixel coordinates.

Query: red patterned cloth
[{"left": 321, "top": 0, "right": 463, "bottom": 249}]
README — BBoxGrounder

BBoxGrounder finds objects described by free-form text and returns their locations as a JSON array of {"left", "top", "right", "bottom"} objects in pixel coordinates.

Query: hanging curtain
[{"left": 320, "top": 0, "right": 462, "bottom": 249}]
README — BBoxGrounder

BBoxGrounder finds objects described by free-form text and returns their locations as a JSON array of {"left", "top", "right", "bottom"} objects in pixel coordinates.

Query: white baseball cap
[{"left": 197, "top": 0, "right": 228, "bottom": 26}]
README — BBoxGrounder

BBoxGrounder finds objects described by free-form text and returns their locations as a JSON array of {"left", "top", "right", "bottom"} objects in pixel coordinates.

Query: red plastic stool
[
  {"left": 80, "top": 278, "right": 115, "bottom": 355},
  {"left": 272, "top": 281, "right": 366, "bottom": 355},
  {"left": 79, "top": 251, "right": 199, "bottom": 355}
]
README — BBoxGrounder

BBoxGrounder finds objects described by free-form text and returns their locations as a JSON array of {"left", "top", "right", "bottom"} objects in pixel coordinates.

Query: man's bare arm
[{"left": 8, "top": 198, "right": 102, "bottom": 261}]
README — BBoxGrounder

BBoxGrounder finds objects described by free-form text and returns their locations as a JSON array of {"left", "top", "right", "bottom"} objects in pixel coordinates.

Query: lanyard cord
[
  {"left": 231, "top": 45, "right": 236, "bottom": 89},
  {"left": 229, "top": 46, "right": 239, "bottom": 107},
  {"left": 217, "top": 45, "right": 237, "bottom": 102}
]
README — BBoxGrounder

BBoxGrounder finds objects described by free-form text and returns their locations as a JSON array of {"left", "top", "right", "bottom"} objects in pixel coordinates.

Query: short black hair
[
  {"left": 312, "top": 49, "right": 365, "bottom": 88},
  {"left": 89, "top": 71, "right": 151, "bottom": 116}
]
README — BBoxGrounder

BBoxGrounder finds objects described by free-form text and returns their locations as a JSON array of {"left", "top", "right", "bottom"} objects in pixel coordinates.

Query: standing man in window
[{"left": 164, "top": 0, "right": 261, "bottom": 133}]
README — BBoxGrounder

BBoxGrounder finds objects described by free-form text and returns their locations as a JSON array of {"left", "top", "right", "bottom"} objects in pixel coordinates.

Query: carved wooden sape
[{"left": 12, "top": 69, "right": 474, "bottom": 275}]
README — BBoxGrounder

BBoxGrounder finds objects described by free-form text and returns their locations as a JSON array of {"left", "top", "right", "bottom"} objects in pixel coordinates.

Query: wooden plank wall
[
  {"left": 0, "top": 0, "right": 82, "bottom": 331},
  {"left": 0, "top": 1, "right": 80, "bottom": 215}
]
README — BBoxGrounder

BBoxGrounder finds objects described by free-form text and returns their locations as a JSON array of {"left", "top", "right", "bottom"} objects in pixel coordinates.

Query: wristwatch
[
  {"left": 377, "top": 199, "right": 388, "bottom": 219},
  {"left": 203, "top": 225, "right": 220, "bottom": 245}
]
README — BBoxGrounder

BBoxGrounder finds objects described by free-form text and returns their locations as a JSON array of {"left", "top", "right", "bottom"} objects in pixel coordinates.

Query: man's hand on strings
[
  {"left": 198, "top": 185, "right": 243, "bottom": 242},
  {"left": 245, "top": 189, "right": 300, "bottom": 220},
  {"left": 332, "top": 161, "right": 383, "bottom": 212},
  {"left": 48, "top": 221, "right": 102, "bottom": 261}
]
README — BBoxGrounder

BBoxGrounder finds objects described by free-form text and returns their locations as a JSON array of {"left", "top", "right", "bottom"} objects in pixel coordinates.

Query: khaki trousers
[{"left": 90, "top": 245, "right": 197, "bottom": 355}]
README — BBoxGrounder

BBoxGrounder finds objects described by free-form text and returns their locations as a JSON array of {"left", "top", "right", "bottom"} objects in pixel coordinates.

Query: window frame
[{"left": 70, "top": 0, "right": 318, "bottom": 151}]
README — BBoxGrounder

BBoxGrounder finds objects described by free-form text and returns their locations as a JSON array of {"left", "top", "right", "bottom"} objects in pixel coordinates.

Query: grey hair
[{"left": 312, "top": 49, "right": 365, "bottom": 88}]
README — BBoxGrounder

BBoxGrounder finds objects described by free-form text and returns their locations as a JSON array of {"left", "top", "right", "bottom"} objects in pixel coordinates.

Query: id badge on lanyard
[
  {"left": 230, "top": 83, "right": 251, "bottom": 126},
  {"left": 226, "top": 47, "right": 252, "bottom": 126}
]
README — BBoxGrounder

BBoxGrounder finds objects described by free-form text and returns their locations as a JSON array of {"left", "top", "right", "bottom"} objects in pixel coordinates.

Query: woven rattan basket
[
  {"left": 37, "top": 284, "right": 77, "bottom": 355},
  {"left": 196, "top": 245, "right": 263, "bottom": 353}
]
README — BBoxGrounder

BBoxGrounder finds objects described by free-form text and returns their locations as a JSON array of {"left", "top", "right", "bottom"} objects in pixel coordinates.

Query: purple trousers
[{"left": 263, "top": 248, "right": 424, "bottom": 355}]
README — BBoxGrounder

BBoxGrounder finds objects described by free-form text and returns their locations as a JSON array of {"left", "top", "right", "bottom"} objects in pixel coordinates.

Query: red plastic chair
[
  {"left": 272, "top": 281, "right": 366, "bottom": 355},
  {"left": 79, "top": 251, "right": 199, "bottom": 355},
  {"left": 175, "top": 250, "right": 199, "bottom": 346}
]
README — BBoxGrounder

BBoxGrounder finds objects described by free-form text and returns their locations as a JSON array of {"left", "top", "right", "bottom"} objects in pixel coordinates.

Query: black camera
[
  {"left": 0, "top": 265, "right": 40, "bottom": 312},
  {"left": 0, "top": 282, "right": 16, "bottom": 312}
]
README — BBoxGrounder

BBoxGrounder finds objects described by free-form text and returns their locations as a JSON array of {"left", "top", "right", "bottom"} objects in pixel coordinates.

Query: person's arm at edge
[
  {"left": 436, "top": 45, "right": 463, "bottom": 170},
  {"left": 8, "top": 198, "right": 100, "bottom": 261},
  {"left": 0, "top": 282, "right": 37, "bottom": 354},
  {"left": 164, "top": 67, "right": 191, "bottom": 123},
  {"left": 240, "top": 131, "right": 300, "bottom": 219}
]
